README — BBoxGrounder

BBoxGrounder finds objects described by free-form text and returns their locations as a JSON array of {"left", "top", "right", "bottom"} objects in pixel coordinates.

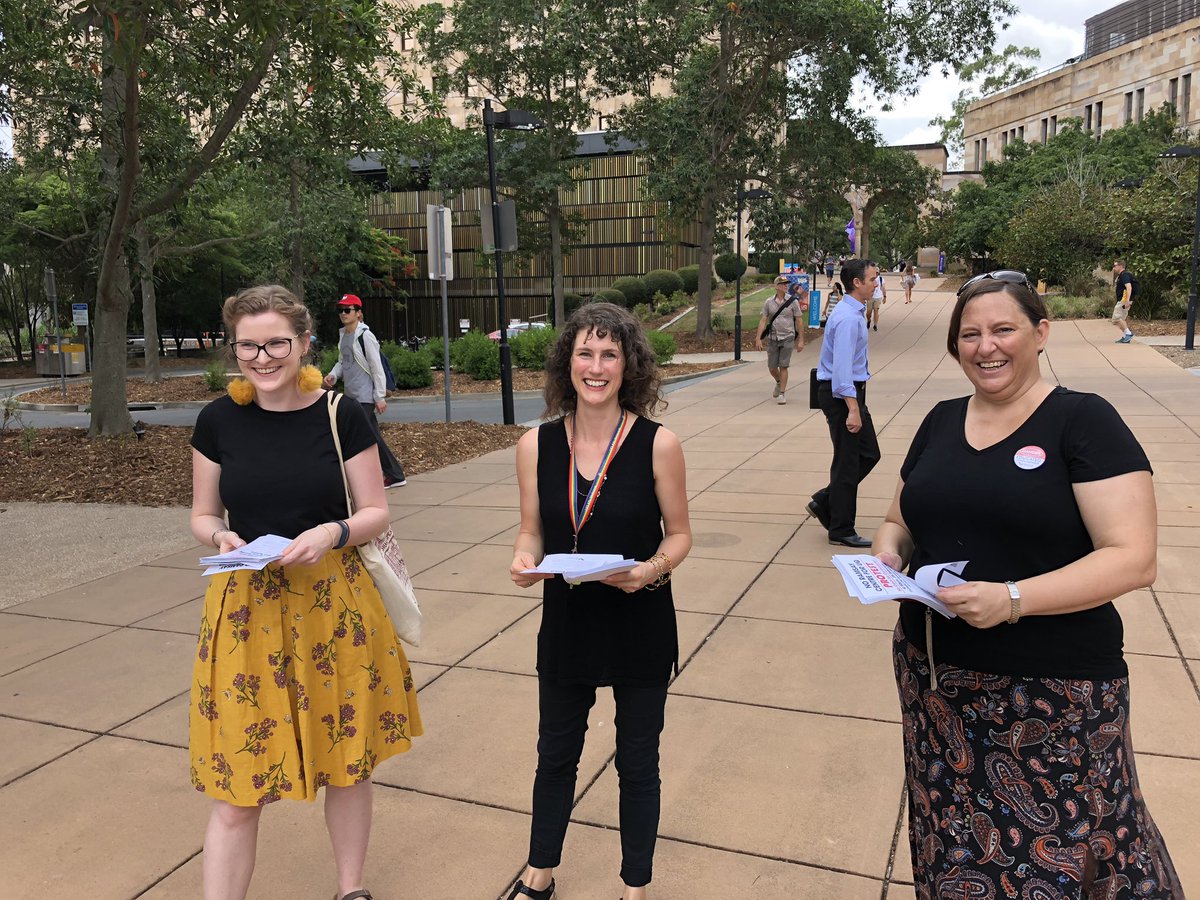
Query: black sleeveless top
[{"left": 536, "top": 416, "right": 678, "bottom": 686}]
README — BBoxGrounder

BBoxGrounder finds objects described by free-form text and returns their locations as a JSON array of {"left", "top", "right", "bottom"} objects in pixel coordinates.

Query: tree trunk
[
  {"left": 89, "top": 270, "right": 134, "bottom": 436},
  {"left": 549, "top": 198, "right": 565, "bottom": 326},
  {"left": 289, "top": 161, "right": 305, "bottom": 302},
  {"left": 694, "top": 194, "right": 716, "bottom": 338},
  {"left": 135, "top": 221, "right": 162, "bottom": 383}
]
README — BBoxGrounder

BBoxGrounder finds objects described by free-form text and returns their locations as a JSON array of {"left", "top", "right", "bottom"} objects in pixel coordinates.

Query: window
[
  {"left": 1040, "top": 118, "right": 1048, "bottom": 143},
  {"left": 1095, "top": 100, "right": 1103, "bottom": 135},
  {"left": 1085, "top": 104, "right": 1093, "bottom": 130},
  {"left": 1124, "top": 91, "right": 1133, "bottom": 124},
  {"left": 1018, "top": 125, "right": 1024, "bottom": 141},
  {"left": 1184, "top": 74, "right": 1193, "bottom": 124},
  {"left": 1050, "top": 115, "right": 1057, "bottom": 138},
  {"left": 399, "top": 32, "right": 411, "bottom": 52},
  {"left": 1169, "top": 77, "right": 1179, "bottom": 112},
  {"left": 597, "top": 114, "right": 612, "bottom": 132},
  {"left": 973, "top": 140, "right": 981, "bottom": 169},
  {"left": 981, "top": 137, "right": 988, "bottom": 162},
  {"left": 1135, "top": 88, "right": 1144, "bottom": 123},
  {"left": 1002, "top": 130, "right": 1009, "bottom": 149}
]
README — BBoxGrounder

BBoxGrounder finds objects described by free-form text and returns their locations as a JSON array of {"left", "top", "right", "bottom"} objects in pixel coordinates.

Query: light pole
[
  {"left": 483, "top": 98, "right": 543, "bottom": 424},
  {"left": 1158, "top": 145, "right": 1200, "bottom": 351},
  {"left": 734, "top": 185, "right": 772, "bottom": 360}
]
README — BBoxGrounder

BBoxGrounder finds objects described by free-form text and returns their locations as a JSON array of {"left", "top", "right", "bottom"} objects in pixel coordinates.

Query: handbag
[
  {"left": 808, "top": 368, "right": 820, "bottom": 410},
  {"left": 325, "top": 392, "right": 423, "bottom": 646}
]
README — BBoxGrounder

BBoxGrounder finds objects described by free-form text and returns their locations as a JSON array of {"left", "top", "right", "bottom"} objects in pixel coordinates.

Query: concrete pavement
[{"left": 2, "top": 279, "right": 1198, "bottom": 898}]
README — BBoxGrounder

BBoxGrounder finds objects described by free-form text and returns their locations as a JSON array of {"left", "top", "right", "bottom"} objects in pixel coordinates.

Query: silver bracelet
[{"left": 211, "top": 528, "right": 228, "bottom": 548}]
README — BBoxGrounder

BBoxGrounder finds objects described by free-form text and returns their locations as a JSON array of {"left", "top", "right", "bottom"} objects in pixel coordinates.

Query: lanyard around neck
[{"left": 568, "top": 410, "right": 628, "bottom": 551}]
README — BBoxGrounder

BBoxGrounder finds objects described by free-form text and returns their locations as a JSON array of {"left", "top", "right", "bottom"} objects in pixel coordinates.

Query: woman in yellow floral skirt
[{"left": 189, "top": 285, "right": 422, "bottom": 900}]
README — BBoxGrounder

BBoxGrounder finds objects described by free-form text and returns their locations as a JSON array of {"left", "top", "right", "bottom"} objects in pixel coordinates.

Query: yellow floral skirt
[{"left": 188, "top": 548, "right": 423, "bottom": 807}]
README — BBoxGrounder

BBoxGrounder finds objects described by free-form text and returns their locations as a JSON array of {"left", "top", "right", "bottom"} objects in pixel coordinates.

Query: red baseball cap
[{"left": 337, "top": 294, "right": 362, "bottom": 308}]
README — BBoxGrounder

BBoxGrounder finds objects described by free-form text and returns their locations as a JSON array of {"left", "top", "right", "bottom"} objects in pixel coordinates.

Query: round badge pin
[{"left": 1013, "top": 445, "right": 1046, "bottom": 470}]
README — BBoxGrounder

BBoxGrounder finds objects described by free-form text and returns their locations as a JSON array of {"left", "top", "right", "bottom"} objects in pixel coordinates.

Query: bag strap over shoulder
[{"left": 326, "top": 391, "right": 356, "bottom": 517}]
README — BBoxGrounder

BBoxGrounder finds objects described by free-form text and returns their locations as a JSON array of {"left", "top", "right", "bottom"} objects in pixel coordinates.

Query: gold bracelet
[
  {"left": 211, "top": 528, "right": 227, "bottom": 548},
  {"left": 643, "top": 552, "right": 674, "bottom": 590}
]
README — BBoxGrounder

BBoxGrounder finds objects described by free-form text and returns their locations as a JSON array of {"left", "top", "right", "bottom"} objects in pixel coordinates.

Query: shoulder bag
[
  {"left": 759, "top": 295, "right": 796, "bottom": 342},
  {"left": 325, "top": 392, "right": 423, "bottom": 646}
]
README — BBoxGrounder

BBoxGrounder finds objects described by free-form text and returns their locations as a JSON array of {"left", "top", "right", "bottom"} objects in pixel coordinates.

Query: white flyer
[
  {"left": 523, "top": 553, "right": 638, "bottom": 584},
  {"left": 830, "top": 555, "right": 967, "bottom": 618}
]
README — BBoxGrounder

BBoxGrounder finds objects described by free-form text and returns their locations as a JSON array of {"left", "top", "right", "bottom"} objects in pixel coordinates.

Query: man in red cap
[{"left": 324, "top": 293, "right": 407, "bottom": 487}]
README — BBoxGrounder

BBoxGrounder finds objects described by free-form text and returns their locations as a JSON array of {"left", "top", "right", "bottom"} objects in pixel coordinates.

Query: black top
[
  {"left": 536, "top": 416, "right": 678, "bottom": 686},
  {"left": 898, "top": 387, "right": 1152, "bottom": 679},
  {"left": 191, "top": 392, "right": 376, "bottom": 542},
  {"left": 1115, "top": 270, "right": 1134, "bottom": 301}
]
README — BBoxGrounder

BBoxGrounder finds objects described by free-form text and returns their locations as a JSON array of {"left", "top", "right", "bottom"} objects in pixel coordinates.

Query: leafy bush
[
  {"left": 675, "top": 265, "right": 700, "bottom": 294},
  {"left": 421, "top": 338, "right": 448, "bottom": 371},
  {"left": 460, "top": 335, "right": 500, "bottom": 380},
  {"left": 646, "top": 330, "right": 676, "bottom": 365},
  {"left": 644, "top": 268, "right": 683, "bottom": 298},
  {"left": 1044, "top": 295, "right": 1110, "bottom": 319},
  {"left": 564, "top": 292, "right": 586, "bottom": 317},
  {"left": 204, "top": 359, "right": 228, "bottom": 392},
  {"left": 714, "top": 253, "right": 747, "bottom": 283},
  {"left": 593, "top": 288, "right": 626, "bottom": 306},
  {"left": 753, "top": 273, "right": 775, "bottom": 284},
  {"left": 390, "top": 346, "right": 434, "bottom": 388},
  {"left": 653, "top": 289, "right": 690, "bottom": 317},
  {"left": 711, "top": 312, "right": 731, "bottom": 331},
  {"left": 1062, "top": 273, "right": 1104, "bottom": 298},
  {"left": 451, "top": 331, "right": 495, "bottom": 373},
  {"left": 510, "top": 326, "right": 558, "bottom": 370},
  {"left": 611, "top": 277, "right": 647, "bottom": 307},
  {"left": 756, "top": 252, "right": 785, "bottom": 277},
  {"left": 632, "top": 302, "right": 654, "bottom": 322},
  {"left": 318, "top": 345, "right": 339, "bottom": 375}
]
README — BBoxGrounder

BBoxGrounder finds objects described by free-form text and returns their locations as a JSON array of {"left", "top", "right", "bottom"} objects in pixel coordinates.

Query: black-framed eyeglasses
[
  {"left": 957, "top": 269, "right": 1033, "bottom": 297},
  {"left": 232, "top": 338, "right": 296, "bottom": 361}
]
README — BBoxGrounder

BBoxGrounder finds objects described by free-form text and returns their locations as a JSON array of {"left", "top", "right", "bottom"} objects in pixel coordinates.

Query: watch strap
[{"left": 1005, "top": 581, "right": 1022, "bottom": 625}]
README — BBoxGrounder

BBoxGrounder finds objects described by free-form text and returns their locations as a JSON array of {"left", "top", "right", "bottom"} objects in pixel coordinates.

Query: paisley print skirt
[
  {"left": 892, "top": 624, "right": 1181, "bottom": 899},
  {"left": 189, "top": 548, "right": 423, "bottom": 807}
]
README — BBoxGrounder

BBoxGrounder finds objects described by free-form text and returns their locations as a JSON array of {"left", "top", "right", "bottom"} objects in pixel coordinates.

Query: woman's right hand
[
  {"left": 875, "top": 550, "right": 903, "bottom": 571},
  {"left": 217, "top": 530, "right": 246, "bottom": 553},
  {"left": 511, "top": 551, "right": 551, "bottom": 588}
]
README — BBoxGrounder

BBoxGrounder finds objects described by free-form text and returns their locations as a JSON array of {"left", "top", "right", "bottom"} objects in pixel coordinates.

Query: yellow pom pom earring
[
  {"left": 227, "top": 377, "right": 255, "bottom": 406},
  {"left": 297, "top": 364, "right": 323, "bottom": 392}
]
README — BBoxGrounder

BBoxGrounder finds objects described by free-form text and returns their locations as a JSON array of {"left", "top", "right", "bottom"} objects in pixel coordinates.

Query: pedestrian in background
[
  {"left": 507, "top": 303, "right": 692, "bottom": 900},
  {"left": 1111, "top": 259, "right": 1138, "bottom": 344},
  {"left": 866, "top": 269, "right": 886, "bottom": 331},
  {"left": 901, "top": 263, "right": 918, "bottom": 304},
  {"left": 754, "top": 275, "right": 806, "bottom": 405},
  {"left": 821, "top": 282, "right": 844, "bottom": 328},
  {"left": 324, "top": 293, "right": 406, "bottom": 487}
]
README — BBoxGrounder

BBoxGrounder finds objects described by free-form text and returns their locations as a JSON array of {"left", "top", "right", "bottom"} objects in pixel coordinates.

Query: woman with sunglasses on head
[
  {"left": 507, "top": 303, "right": 692, "bottom": 900},
  {"left": 871, "top": 271, "right": 1180, "bottom": 898},
  {"left": 189, "top": 285, "right": 423, "bottom": 900}
]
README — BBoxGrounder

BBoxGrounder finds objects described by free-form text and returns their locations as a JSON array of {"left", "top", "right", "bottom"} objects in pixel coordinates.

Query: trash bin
[{"left": 35, "top": 342, "right": 87, "bottom": 376}]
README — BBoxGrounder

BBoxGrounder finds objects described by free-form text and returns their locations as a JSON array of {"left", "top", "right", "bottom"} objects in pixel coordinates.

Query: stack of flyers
[
  {"left": 830, "top": 554, "right": 967, "bottom": 618},
  {"left": 199, "top": 534, "right": 292, "bottom": 576}
]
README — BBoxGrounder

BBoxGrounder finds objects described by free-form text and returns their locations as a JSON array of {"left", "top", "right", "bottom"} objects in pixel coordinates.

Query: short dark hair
[
  {"left": 947, "top": 279, "right": 1048, "bottom": 360},
  {"left": 543, "top": 302, "right": 665, "bottom": 419},
  {"left": 839, "top": 258, "right": 875, "bottom": 292}
]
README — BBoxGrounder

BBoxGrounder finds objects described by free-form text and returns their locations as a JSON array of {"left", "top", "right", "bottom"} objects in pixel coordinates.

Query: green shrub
[
  {"left": 564, "top": 292, "right": 586, "bottom": 317},
  {"left": 714, "top": 253, "right": 747, "bottom": 283},
  {"left": 644, "top": 268, "right": 683, "bottom": 298},
  {"left": 450, "top": 330, "right": 492, "bottom": 370},
  {"left": 593, "top": 288, "right": 626, "bottom": 306},
  {"left": 753, "top": 273, "right": 775, "bottom": 284},
  {"left": 203, "top": 359, "right": 228, "bottom": 392},
  {"left": 317, "top": 345, "right": 339, "bottom": 375},
  {"left": 1062, "top": 272, "right": 1104, "bottom": 297},
  {"left": 421, "top": 339, "right": 448, "bottom": 371},
  {"left": 632, "top": 302, "right": 653, "bottom": 322},
  {"left": 646, "top": 330, "right": 676, "bottom": 365},
  {"left": 611, "top": 277, "right": 647, "bottom": 307},
  {"left": 461, "top": 335, "right": 500, "bottom": 380},
  {"left": 653, "top": 289, "right": 691, "bottom": 317},
  {"left": 391, "top": 347, "right": 434, "bottom": 388},
  {"left": 510, "top": 326, "right": 558, "bottom": 370},
  {"left": 676, "top": 265, "right": 700, "bottom": 294},
  {"left": 711, "top": 312, "right": 731, "bottom": 331},
  {"left": 1044, "top": 295, "right": 1110, "bottom": 319},
  {"left": 756, "top": 252, "right": 785, "bottom": 277}
]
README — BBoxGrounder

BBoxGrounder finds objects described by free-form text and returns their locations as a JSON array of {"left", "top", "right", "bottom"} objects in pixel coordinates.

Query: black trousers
[
  {"left": 358, "top": 402, "right": 405, "bottom": 482},
  {"left": 528, "top": 679, "right": 668, "bottom": 887},
  {"left": 813, "top": 381, "right": 880, "bottom": 538}
]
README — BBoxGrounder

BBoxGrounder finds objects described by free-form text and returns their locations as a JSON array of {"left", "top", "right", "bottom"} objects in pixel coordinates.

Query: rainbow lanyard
[{"left": 569, "top": 410, "right": 628, "bottom": 552}]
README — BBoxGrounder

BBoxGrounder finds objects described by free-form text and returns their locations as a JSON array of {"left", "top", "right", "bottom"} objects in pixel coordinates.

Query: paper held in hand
[
  {"left": 831, "top": 554, "right": 967, "bottom": 618},
  {"left": 524, "top": 553, "right": 638, "bottom": 584},
  {"left": 199, "top": 534, "right": 292, "bottom": 576}
]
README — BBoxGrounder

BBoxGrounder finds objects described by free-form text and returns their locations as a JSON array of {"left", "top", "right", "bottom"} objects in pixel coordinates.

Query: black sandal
[
  {"left": 335, "top": 891, "right": 373, "bottom": 900},
  {"left": 506, "top": 878, "right": 555, "bottom": 900}
]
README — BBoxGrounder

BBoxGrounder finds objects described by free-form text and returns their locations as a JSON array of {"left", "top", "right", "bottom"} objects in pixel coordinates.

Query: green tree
[{"left": 929, "top": 44, "right": 1041, "bottom": 164}]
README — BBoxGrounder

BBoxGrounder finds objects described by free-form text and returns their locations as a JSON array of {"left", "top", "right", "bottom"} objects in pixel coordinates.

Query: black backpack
[
  {"left": 1129, "top": 274, "right": 1141, "bottom": 298},
  {"left": 358, "top": 333, "right": 397, "bottom": 391}
]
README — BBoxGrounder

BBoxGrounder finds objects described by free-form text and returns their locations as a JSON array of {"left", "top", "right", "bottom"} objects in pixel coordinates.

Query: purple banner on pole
[{"left": 845, "top": 219, "right": 856, "bottom": 246}]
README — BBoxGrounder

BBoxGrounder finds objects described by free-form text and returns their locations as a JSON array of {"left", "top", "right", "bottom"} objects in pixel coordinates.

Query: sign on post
[
  {"left": 71, "top": 303, "right": 89, "bottom": 326},
  {"left": 426, "top": 205, "right": 454, "bottom": 281},
  {"left": 481, "top": 199, "right": 518, "bottom": 254},
  {"left": 808, "top": 290, "right": 821, "bottom": 329}
]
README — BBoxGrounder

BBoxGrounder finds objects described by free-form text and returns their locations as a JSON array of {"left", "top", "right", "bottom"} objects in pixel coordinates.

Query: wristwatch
[{"left": 1005, "top": 581, "right": 1022, "bottom": 625}]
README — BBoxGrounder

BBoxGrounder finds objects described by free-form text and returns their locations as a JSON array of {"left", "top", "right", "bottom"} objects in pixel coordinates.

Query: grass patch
[{"left": 665, "top": 284, "right": 773, "bottom": 332}]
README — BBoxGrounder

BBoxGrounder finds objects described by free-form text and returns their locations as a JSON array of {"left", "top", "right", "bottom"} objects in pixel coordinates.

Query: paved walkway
[{"left": 2, "top": 282, "right": 1198, "bottom": 898}]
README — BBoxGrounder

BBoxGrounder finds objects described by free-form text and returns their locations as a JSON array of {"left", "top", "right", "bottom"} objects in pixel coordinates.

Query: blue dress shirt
[{"left": 816, "top": 296, "right": 870, "bottom": 398}]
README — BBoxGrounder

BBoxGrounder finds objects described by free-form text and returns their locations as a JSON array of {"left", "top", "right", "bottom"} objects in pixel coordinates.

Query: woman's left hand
[
  {"left": 936, "top": 581, "right": 1011, "bottom": 629},
  {"left": 279, "top": 525, "right": 336, "bottom": 568},
  {"left": 602, "top": 562, "right": 655, "bottom": 593}
]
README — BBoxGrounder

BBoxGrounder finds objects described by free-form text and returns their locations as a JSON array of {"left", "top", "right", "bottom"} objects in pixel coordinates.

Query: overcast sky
[{"left": 867, "top": 0, "right": 1107, "bottom": 154}]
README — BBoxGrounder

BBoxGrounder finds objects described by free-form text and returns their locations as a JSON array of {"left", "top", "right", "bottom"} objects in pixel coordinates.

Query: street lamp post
[
  {"left": 1158, "top": 145, "right": 1200, "bottom": 351},
  {"left": 483, "top": 98, "right": 543, "bottom": 424},
  {"left": 734, "top": 185, "right": 772, "bottom": 360}
]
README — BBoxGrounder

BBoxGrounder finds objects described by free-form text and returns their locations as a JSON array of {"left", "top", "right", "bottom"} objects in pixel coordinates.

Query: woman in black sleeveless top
[{"left": 507, "top": 303, "right": 692, "bottom": 900}]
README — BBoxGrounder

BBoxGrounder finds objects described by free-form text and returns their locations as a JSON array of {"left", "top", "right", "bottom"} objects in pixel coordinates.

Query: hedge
[
  {"left": 611, "top": 277, "right": 648, "bottom": 307},
  {"left": 644, "top": 269, "right": 684, "bottom": 297}
]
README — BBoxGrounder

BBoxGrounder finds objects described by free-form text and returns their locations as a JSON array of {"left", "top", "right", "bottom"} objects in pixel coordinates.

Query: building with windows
[{"left": 962, "top": 0, "right": 1198, "bottom": 170}]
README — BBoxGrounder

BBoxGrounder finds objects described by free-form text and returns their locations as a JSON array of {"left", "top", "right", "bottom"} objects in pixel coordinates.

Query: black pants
[
  {"left": 813, "top": 381, "right": 880, "bottom": 538},
  {"left": 359, "top": 402, "right": 405, "bottom": 482},
  {"left": 528, "top": 679, "right": 668, "bottom": 887}
]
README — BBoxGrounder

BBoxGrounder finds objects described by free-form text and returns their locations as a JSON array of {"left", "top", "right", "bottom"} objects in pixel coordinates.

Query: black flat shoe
[
  {"left": 829, "top": 534, "right": 871, "bottom": 548},
  {"left": 805, "top": 500, "right": 831, "bottom": 530},
  {"left": 508, "top": 879, "right": 555, "bottom": 900}
]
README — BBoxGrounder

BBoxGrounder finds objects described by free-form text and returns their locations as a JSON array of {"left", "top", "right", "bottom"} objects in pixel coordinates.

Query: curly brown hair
[{"left": 543, "top": 302, "right": 665, "bottom": 419}]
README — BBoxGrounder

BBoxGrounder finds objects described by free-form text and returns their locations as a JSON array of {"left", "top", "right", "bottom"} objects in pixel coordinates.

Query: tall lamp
[
  {"left": 734, "top": 185, "right": 772, "bottom": 360},
  {"left": 483, "top": 98, "right": 543, "bottom": 424},
  {"left": 1158, "top": 145, "right": 1200, "bottom": 351}
]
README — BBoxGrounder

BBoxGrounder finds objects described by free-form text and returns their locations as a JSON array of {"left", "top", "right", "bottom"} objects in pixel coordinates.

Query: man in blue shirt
[{"left": 808, "top": 258, "right": 881, "bottom": 547}]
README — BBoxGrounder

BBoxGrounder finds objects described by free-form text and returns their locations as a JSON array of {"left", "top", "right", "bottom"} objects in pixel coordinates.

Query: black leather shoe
[
  {"left": 829, "top": 534, "right": 871, "bottom": 548},
  {"left": 805, "top": 500, "right": 831, "bottom": 530},
  {"left": 507, "top": 879, "right": 555, "bottom": 900}
]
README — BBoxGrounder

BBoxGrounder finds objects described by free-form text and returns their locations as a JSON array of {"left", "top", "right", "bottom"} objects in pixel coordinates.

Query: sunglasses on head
[{"left": 957, "top": 270, "right": 1033, "bottom": 297}]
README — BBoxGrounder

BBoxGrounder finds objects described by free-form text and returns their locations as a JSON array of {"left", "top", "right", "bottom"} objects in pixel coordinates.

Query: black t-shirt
[
  {"left": 1115, "top": 270, "right": 1133, "bottom": 301},
  {"left": 191, "top": 392, "right": 376, "bottom": 542},
  {"left": 898, "top": 387, "right": 1152, "bottom": 678}
]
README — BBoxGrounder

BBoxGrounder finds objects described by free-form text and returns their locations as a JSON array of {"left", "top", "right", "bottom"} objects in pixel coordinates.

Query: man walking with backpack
[
  {"left": 755, "top": 274, "right": 807, "bottom": 404},
  {"left": 1111, "top": 260, "right": 1139, "bottom": 344},
  {"left": 324, "top": 293, "right": 407, "bottom": 487}
]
